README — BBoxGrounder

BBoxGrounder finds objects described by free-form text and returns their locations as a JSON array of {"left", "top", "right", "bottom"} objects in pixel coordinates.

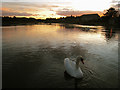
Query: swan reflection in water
[{"left": 64, "top": 71, "right": 83, "bottom": 88}]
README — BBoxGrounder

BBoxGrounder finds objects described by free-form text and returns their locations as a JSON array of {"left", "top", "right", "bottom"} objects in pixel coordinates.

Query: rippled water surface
[{"left": 2, "top": 24, "right": 119, "bottom": 88}]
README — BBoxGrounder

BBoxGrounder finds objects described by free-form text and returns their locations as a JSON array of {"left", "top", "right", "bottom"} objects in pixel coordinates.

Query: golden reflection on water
[
  {"left": 77, "top": 31, "right": 105, "bottom": 44},
  {"left": 2, "top": 24, "right": 118, "bottom": 47},
  {"left": 3, "top": 25, "right": 62, "bottom": 44}
]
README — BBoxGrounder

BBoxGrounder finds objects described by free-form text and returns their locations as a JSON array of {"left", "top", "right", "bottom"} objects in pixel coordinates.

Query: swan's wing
[{"left": 64, "top": 58, "right": 76, "bottom": 77}]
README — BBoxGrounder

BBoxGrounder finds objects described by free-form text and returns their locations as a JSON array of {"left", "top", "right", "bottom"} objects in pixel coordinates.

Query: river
[{"left": 2, "top": 23, "right": 119, "bottom": 88}]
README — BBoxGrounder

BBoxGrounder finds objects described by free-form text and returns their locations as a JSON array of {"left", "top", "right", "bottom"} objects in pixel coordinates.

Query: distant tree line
[{"left": 2, "top": 16, "right": 40, "bottom": 26}]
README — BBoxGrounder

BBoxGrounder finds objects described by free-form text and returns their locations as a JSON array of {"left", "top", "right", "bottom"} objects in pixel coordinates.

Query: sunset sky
[{"left": 1, "top": 0, "right": 119, "bottom": 19}]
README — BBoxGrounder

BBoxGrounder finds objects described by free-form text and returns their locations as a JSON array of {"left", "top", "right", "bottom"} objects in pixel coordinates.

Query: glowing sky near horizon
[{"left": 1, "top": 0, "right": 117, "bottom": 19}]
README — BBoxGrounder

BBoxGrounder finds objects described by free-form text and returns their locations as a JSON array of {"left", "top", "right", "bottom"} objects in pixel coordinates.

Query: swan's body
[{"left": 64, "top": 58, "right": 83, "bottom": 78}]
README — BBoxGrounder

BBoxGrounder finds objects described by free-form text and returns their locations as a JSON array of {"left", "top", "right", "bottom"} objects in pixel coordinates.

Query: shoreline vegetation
[{"left": 1, "top": 8, "right": 120, "bottom": 27}]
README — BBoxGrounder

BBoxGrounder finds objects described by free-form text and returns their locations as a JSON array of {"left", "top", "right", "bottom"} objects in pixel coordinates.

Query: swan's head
[{"left": 76, "top": 56, "right": 84, "bottom": 64}]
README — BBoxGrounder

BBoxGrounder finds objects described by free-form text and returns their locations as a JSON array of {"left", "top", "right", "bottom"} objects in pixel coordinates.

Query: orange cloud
[
  {"left": 1, "top": 7, "right": 11, "bottom": 11},
  {"left": 1, "top": 7, "right": 36, "bottom": 16},
  {"left": 2, "top": 10, "right": 33, "bottom": 16},
  {"left": 1, "top": 6, "right": 39, "bottom": 17}
]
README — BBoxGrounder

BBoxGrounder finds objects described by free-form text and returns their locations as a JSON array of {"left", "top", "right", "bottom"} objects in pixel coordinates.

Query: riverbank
[{"left": 1, "top": 16, "right": 120, "bottom": 28}]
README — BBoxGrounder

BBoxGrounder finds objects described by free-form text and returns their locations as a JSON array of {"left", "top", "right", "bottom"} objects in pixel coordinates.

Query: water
[{"left": 2, "top": 23, "right": 119, "bottom": 88}]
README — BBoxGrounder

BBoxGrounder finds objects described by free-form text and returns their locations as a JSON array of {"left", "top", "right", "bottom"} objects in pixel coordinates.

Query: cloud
[
  {"left": 56, "top": 9, "right": 103, "bottom": 16},
  {"left": 2, "top": 0, "right": 72, "bottom": 2},
  {"left": 111, "top": 0, "right": 118, "bottom": 3},
  {"left": 114, "top": 4, "right": 120, "bottom": 7},
  {"left": 2, "top": 2, "right": 61, "bottom": 15},
  {"left": 111, "top": 3, "right": 120, "bottom": 10},
  {"left": 2, "top": 10, "right": 33, "bottom": 16},
  {"left": 1, "top": 7, "right": 36, "bottom": 16},
  {"left": 2, "top": 2, "right": 59, "bottom": 9},
  {"left": 111, "top": 0, "right": 120, "bottom": 10}
]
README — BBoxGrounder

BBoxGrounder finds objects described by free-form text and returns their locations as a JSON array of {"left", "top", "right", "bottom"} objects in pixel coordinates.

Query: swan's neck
[{"left": 76, "top": 60, "right": 80, "bottom": 69}]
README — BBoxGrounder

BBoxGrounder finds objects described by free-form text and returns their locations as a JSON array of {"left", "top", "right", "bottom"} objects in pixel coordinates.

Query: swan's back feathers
[{"left": 64, "top": 58, "right": 83, "bottom": 78}]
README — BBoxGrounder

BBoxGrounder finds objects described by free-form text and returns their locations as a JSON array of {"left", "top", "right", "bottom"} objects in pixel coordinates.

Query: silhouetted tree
[
  {"left": 104, "top": 7, "right": 119, "bottom": 17},
  {"left": 13, "top": 16, "right": 16, "bottom": 19},
  {"left": 101, "top": 7, "right": 120, "bottom": 26}
]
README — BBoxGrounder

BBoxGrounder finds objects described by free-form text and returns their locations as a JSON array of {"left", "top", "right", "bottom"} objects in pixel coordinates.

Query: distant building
[
  {"left": 66, "top": 15, "right": 74, "bottom": 19},
  {"left": 80, "top": 14, "right": 100, "bottom": 21}
]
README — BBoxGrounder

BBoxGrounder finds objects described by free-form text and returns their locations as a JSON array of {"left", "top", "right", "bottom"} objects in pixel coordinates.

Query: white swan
[{"left": 64, "top": 56, "right": 84, "bottom": 78}]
